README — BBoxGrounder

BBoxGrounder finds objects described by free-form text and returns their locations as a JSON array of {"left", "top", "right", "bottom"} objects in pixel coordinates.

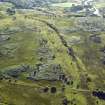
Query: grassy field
[
  {"left": 51, "top": 2, "right": 74, "bottom": 8},
  {"left": 95, "top": 2, "right": 105, "bottom": 8}
]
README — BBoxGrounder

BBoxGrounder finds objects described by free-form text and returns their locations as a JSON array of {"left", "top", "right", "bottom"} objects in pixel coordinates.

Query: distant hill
[{"left": 2, "top": 0, "right": 68, "bottom": 8}]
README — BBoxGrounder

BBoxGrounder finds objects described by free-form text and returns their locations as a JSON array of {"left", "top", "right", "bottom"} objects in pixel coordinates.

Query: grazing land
[{"left": 0, "top": 0, "right": 105, "bottom": 105}]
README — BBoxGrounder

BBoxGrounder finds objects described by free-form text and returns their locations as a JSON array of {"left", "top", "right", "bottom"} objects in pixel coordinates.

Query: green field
[
  {"left": 95, "top": 2, "right": 105, "bottom": 8},
  {"left": 51, "top": 2, "right": 74, "bottom": 7}
]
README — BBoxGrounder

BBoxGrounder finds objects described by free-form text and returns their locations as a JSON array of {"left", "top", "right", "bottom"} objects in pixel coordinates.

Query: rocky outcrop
[
  {"left": 3, "top": 65, "right": 30, "bottom": 78},
  {"left": 0, "top": 35, "right": 10, "bottom": 42},
  {"left": 89, "top": 34, "right": 101, "bottom": 43},
  {"left": 28, "top": 64, "right": 64, "bottom": 81},
  {"left": 0, "top": 43, "right": 18, "bottom": 58},
  {"left": 76, "top": 17, "right": 105, "bottom": 32}
]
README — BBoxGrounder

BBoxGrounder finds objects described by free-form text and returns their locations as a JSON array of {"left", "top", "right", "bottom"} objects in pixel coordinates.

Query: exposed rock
[
  {"left": 0, "top": 35, "right": 10, "bottom": 42},
  {"left": 76, "top": 17, "right": 105, "bottom": 32},
  {"left": 6, "top": 27, "right": 22, "bottom": 32},
  {"left": 0, "top": 43, "right": 18, "bottom": 57},
  {"left": 28, "top": 64, "right": 64, "bottom": 81},
  {"left": 59, "top": 74, "right": 65, "bottom": 81},
  {"left": 101, "top": 57, "right": 105, "bottom": 65},
  {"left": 89, "top": 34, "right": 101, "bottom": 43},
  {"left": 37, "top": 47, "right": 50, "bottom": 54},
  {"left": 39, "top": 38, "right": 48, "bottom": 47},
  {"left": 4, "top": 65, "right": 30, "bottom": 78},
  {"left": 99, "top": 46, "right": 105, "bottom": 65},
  {"left": 100, "top": 47, "right": 105, "bottom": 53},
  {"left": 6, "top": 7, "right": 15, "bottom": 15}
]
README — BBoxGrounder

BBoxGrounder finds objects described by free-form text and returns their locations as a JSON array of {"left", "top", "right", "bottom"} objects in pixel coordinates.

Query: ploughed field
[{"left": 0, "top": 2, "right": 105, "bottom": 105}]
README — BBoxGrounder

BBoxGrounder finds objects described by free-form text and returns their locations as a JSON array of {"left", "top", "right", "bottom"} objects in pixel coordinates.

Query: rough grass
[
  {"left": 95, "top": 2, "right": 105, "bottom": 8},
  {"left": 0, "top": 81, "right": 62, "bottom": 105},
  {"left": 0, "top": 4, "right": 105, "bottom": 105}
]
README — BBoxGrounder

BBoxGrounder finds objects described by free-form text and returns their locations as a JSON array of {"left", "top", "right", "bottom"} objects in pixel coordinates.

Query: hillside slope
[
  {"left": 2, "top": 0, "right": 67, "bottom": 8},
  {"left": 0, "top": 2, "right": 105, "bottom": 105}
]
